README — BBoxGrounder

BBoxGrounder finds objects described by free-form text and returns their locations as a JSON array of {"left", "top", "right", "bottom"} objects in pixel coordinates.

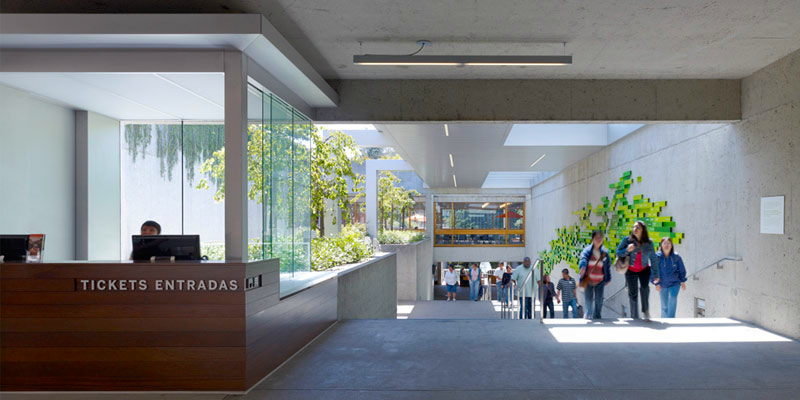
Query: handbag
[{"left": 614, "top": 255, "right": 629, "bottom": 274}]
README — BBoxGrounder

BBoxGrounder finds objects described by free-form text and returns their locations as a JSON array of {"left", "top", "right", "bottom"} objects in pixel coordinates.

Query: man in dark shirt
[{"left": 556, "top": 268, "right": 579, "bottom": 318}]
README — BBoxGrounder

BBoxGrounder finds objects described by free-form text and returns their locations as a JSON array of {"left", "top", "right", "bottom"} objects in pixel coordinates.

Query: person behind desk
[
  {"left": 130, "top": 220, "right": 162, "bottom": 260},
  {"left": 140, "top": 220, "right": 161, "bottom": 236}
]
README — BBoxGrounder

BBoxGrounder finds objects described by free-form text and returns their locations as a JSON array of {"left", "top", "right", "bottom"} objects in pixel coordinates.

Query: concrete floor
[
  {"left": 237, "top": 318, "right": 799, "bottom": 400},
  {"left": 398, "top": 300, "right": 500, "bottom": 319},
  {"left": 5, "top": 318, "right": 799, "bottom": 400}
]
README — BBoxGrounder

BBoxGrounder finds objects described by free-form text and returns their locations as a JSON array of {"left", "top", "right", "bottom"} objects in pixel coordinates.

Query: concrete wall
[
  {"left": 415, "top": 238, "right": 433, "bottom": 301},
  {"left": 0, "top": 84, "right": 75, "bottom": 260},
  {"left": 337, "top": 253, "right": 397, "bottom": 319},
  {"left": 434, "top": 246, "right": 527, "bottom": 264},
  {"left": 75, "top": 111, "right": 120, "bottom": 260},
  {"left": 529, "top": 49, "right": 800, "bottom": 339},
  {"left": 382, "top": 239, "right": 433, "bottom": 301}
]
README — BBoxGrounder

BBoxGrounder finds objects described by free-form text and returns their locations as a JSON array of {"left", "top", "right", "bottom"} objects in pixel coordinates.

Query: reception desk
[{"left": 0, "top": 259, "right": 338, "bottom": 392}]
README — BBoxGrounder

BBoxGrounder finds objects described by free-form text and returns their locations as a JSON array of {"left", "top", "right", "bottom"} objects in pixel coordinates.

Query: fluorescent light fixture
[
  {"left": 354, "top": 55, "right": 572, "bottom": 66},
  {"left": 453, "top": 174, "right": 457, "bottom": 187},
  {"left": 444, "top": 124, "right": 449, "bottom": 136},
  {"left": 481, "top": 202, "right": 490, "bottom": 208},
  {"left": 449, "top": 153, "right": 454, "bottom": 168},
  {"left": 530, "top": 153, "right": 546, "bottom": 168}
]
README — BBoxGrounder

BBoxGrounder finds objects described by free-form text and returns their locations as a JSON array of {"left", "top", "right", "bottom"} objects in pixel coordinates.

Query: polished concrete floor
[
  {"left": 4, "top": 316, "right": 799, "bottom": 400},
  {"left": 236, "top": 317, "right": 800, "bottom": 400},
  {"left": 398, "top": 300, "right": 500, "bottom": 319}
]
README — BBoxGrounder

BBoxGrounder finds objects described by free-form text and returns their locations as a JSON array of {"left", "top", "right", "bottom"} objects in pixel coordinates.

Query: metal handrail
[{"left": 603, "top": 255, "right": 743, "bottom": 315}]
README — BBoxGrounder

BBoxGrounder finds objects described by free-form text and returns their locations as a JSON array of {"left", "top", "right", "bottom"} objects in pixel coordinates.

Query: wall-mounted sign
[
  {"left": 760, "top": 196, "right": 784, "bottom": 234},
  {"left": 76, "top": 279, "right": 240, "bottom": 291}
]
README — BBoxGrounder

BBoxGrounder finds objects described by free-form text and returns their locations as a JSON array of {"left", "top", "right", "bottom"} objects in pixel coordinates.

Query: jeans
[
  {"left": 543, "top": 299, "right": 555, "bottom": 318},
  {"left": 469, "top": 280, "right": 480, "bottom": 301},
  {"left": 497, "top": 282, "right": 508, "bottom": 303},
  {"left": 659, "top": 284, "right": 681, "bottom": 318},
  {"left": 625, "top": 267, "right": 651, "bottom": 319},
  {"left": 563, "top": 298, "right": 579, "bottom": 318},
  {"left": 519, "top": 296, "right": 533, "bottom": 319},
  {"left": 584, "top": 284, "right": 605, "bottom": 319}
]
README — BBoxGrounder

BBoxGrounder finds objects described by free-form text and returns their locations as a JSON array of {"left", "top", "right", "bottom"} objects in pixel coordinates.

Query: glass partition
[
  {"left": 433, "top": 201, "right": 525, "bottom": 247},
  {"left": 120, "top": 122, "right": 225, "bottom": 258}
]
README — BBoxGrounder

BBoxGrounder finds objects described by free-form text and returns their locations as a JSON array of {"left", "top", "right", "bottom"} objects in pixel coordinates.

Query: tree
[
  {"left": 377, "top": 171, "right": 419, "bottom": 230},
  {"left": 310, "top": 129, "right": 364, "bottom": 236},
  {"left": 193, "top": 125, "right": 364, "bottom": 237}
]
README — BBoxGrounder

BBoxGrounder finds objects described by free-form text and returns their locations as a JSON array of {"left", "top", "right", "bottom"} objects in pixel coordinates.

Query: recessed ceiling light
[
  {"left": 530, "top": 153, "right": 546, "bottom": 168},
  {"left": 444, "top": 124, "right": 449, "bottom": 137},
  {"left": 453, "top": 174, "right": 457, "bottom": 187},
  {"left": 449, "top": 153, "right": 454, "bottom": 168}
]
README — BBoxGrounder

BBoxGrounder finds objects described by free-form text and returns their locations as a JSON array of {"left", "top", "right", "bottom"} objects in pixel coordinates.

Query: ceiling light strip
[
  {"left": 453, "top": 174, "right": 457, "bottom": 187},
  {"left": 449, "top": 153, "right": 454, "bottom": 168},
  {"left": 444, "top": 124, "right": 449, "bottom": 136},
  {"left": 354, "top": 55, "right": 572, "bottom": 66},
  {"left": 481, "top": 202, "right": 490, "bottom": 208},
  {"left": 530, "top": 154, "right": 547, "bottom": 168}
]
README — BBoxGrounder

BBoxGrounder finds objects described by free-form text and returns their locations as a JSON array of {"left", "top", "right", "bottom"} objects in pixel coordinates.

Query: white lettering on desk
[{"left": 77, "top": 279, "right": 240, "bottom": 291}]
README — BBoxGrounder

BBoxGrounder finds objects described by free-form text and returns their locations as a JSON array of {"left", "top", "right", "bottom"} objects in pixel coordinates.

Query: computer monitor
[
  {"left": 0, "top": 235, "right": 29, "bottom": 261},
  {"left": 131, "top": 235, "right": 201, "bottom": 261}
]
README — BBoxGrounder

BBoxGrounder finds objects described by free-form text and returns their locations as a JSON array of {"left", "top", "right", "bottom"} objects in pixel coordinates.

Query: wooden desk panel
[{"left": 0, "top": 260, "right": 292, "bottom": 392}]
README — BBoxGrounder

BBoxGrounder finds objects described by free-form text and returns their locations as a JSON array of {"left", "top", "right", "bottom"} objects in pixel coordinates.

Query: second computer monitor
[{"left": 131, "top": 235, "right": 201, "bottom": 261}]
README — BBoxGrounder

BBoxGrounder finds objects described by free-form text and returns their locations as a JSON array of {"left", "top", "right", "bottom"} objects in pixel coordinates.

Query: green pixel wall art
[{"left": 538, "top": 171, "right": 684, "bottom": 276}]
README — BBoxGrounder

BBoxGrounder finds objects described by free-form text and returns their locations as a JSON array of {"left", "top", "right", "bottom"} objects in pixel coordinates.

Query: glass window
[
  {"left": 182, "top": 123, "right": 225, "bottom": 259},
  {"left": 292, "top": 111, "right": 311, "bottom": 274},
  {"left": 120, "top": 122, "right": 226, "bottom": 259},
  {"left": 433, "top": 201, "right": 525, "bottom": 247},
  {"left": 436, "top": 202, "right": 452, "bottom": 229},
  {"left": 454, "top": 203, "right": 494, "bottom": 229},
  {"left": 247, "top": 86, "right": 266, "bottom": 261},
  {"left": 120, "top": 123, "right": 183, "bottom": 257},
  {"left": 271, "top": 98, "right": 294, "bottom": 275}
]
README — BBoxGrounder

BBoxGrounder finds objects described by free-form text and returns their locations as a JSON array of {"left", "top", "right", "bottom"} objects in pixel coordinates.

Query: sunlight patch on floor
[{"left": 548, "top": 318, "right": 790, "bottom": 343}]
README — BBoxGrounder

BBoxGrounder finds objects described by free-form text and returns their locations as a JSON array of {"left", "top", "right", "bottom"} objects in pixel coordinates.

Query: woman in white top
[{"left": 444, "top": 264, "right": 460, "bottom": 301}]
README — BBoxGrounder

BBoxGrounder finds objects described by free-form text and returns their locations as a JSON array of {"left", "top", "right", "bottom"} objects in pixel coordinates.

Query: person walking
[
  {"left": 656, "top": 237, "right": 687, "bottom": 318},
  {"left": 512, "top": 257, "right": 539, "bottom": 319},
  {"left": 500, "top": 265, "right": 513, "bottom": 305},
  {"left": 494, "top": 262, "right": 506, "bottom": 303},
  {"left": 468, "top": 263, "right": 482, "bottom": 301},
  {"left": 540, "top": 275, "right": 556, "bottom": 319},
  {"left": 616, "top": 221, "right": 660, "bottom": 320},
  {"left": 579, "top": 230, "right": 612, "bottom": 319},
  {"left": 556, "top": 268, "right": 579, "bottom": 318},
  {"left": 444, "top": 264, "right": 460, "bottom": 301}
]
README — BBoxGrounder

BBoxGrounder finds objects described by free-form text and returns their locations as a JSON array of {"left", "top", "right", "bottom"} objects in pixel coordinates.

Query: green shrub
[
  {"left": 377, "top": 230, "right": 425, "bottom": 244},
  {"left": 311, "top": 225, "right": 373, "bottom": 271}
]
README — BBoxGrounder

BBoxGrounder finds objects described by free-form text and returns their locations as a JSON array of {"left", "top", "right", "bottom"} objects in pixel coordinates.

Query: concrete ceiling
[
  {"left": 6, "top": 1, "right": 799, "bottom": 80},
  {"left": 0, "top": 72, "right": 225, "bottom": 120},
  {"left": 377, "top": 123, "right": 606, "bottom": 189}
]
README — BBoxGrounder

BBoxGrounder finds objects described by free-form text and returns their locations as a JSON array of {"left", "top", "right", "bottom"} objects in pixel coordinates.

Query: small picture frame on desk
[{"left": 26, "top": 234, "right": 45, "bottom": 263}]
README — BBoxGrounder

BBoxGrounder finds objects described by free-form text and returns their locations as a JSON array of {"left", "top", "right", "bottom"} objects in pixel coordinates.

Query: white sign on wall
[{"left": 760, "top": 196, "right": 784, "bottom": 234}]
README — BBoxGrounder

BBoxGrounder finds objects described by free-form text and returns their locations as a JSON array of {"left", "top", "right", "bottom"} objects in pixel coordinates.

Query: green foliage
[
  {"left": 378, "top": 171, "right": 419, "bottom": 230},
  {"left": 311, "top": 225, "right": 373, "bottom": 271},
  {"left": 538, "top": 171, "right": 685, "bottom": 276},
  {"left": 310, "top": 129, "right": 365, "bottom": 233},
  {"left": 378, "top": 230, "right": 425, "bottom": 244},
  {"left": 123, "top": 123, "right": 225, "bottom": 185}
]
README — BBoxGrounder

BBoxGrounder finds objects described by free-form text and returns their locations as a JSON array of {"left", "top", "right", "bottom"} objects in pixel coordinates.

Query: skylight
[{"left": 504, "top": 124, "right": 645, "bottom": 146}]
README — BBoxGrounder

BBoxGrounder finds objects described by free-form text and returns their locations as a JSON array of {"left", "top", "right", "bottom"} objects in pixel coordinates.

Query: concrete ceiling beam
[{"left": 315, "top": 79, "right": 741, "bottom": 122}]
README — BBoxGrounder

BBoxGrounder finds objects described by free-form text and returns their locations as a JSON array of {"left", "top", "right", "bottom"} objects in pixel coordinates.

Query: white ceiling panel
[
  {"left": 0, "top": 72, "right": 225, "bottom": 120},
  {"left": 379, "top": 123, "right": 605, "bottom": 189}
]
